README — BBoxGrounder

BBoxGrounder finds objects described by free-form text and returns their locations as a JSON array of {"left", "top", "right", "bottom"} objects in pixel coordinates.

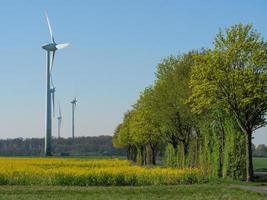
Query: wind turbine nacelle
[{"left": 42, "top": 43, "right": 57, "bottom": 51}]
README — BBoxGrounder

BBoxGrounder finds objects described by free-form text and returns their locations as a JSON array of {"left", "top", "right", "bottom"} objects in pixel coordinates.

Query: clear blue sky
[{"left": 0, "top": 0, "right": 266, "bottom": 145}]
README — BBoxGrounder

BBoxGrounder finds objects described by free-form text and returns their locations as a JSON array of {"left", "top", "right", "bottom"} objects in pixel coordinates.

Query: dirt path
[{"left": 231, "top": 185, "right": 267, "bottom": 194}]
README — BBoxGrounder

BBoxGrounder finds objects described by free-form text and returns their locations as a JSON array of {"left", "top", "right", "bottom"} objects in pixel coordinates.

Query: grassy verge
[{"left": 0, "top": 185, "right": 265, "bottom": 200}]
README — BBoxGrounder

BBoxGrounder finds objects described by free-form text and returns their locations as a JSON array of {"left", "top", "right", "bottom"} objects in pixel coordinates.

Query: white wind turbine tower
[
  {"left": 42, "top": 12, "right": 69, "bottom": 156},
  {"left": 71, "top": 97, "right": 77, "bottom": 139},
  {"left": 57, "top": 103, "right": 62, "bottom": 138}
]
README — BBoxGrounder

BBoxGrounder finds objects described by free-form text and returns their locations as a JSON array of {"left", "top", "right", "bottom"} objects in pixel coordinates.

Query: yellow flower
[{"left": 0, "top": 157, "right": 205, "bottom": 186}]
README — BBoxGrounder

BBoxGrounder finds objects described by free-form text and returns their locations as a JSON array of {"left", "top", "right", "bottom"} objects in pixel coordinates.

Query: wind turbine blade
[
  {"left": 56, "top": 43, "right": 69, "bottom": 49},
  {"left": 45, "top": 11, "right": 55, "bottom": 43},
  {"left": 50, "top": 51, "right": 56, "bottom": 89},
  {"left": 50, "top": 51, "right": 56, "bottom": 72},
  {"left": 59, "top": 103, "right": 62, "bottom": 117}
]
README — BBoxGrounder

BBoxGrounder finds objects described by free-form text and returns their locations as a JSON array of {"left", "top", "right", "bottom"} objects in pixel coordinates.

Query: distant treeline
[
  {"left": 0, "top": 136, "right": 126, "bottom": 156},
  {"left": 253, "top": 144, "right": 267, "bottom": 157}
]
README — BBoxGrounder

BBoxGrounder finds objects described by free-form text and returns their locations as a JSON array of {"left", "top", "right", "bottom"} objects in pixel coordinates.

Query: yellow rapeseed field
[{"left": 0, "top": 157, "right": 207, "bottom": 186}]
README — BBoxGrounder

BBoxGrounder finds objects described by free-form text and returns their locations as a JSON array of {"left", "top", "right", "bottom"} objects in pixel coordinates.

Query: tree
[
  {"left": 155, "top": 53, "right": 197, "bottom": 166},
  {"left": 112, "top": 111, "right": 137, "bottom": 161},
  {"left": 252, "top": 143, "right": 256, "bottom": 156},
  {"left": 131, "top": 87, "right": 162, "bottom": 165},
  {"left": 189, "top": 24, "right": 267, "bottom": 181},
  {"left": 255, "top": 144, "right": 267, "bottom": 157},
  {"left": 154, "top": 56, "right": 181, "bottom": 151}
]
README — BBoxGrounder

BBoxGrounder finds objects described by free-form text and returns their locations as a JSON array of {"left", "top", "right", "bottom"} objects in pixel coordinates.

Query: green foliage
[
  {"left": 197, "top": 118, "right": 219, "bottom": 177},
  {"left": 177, "top": 144, "right": 185, "bottom": 168},
  {"left": 164, "top": 144, "right": 178, "bottom": 168},
  {"left": 113, "top": 23, "right": 266, "bottom": 182},
  {"left": 155, "top": 54, "right": 196, "bottom": 150},
  {"left": 187, "top": 138, "right": 199, "bottom": 167},
  {"left": 223, "top": 125, "right": 246, "bottom": 180},
  {"left": 113, "top": 111, "right": 134, "bottom": 149},
  {"left": 190, "top": 25, "right": 267, "bottom": 129},
  {"left": 136, "top": 146, "right": 144, "bottom": 166},
  {"left": 132, "top": 87, "right": 161, "bottom": 149},
  {"left": 189, "top": 23, "right": 267, "bottom": 181},
  {"left": 197, "top": 114, "right": 246, "bottom": 179}
]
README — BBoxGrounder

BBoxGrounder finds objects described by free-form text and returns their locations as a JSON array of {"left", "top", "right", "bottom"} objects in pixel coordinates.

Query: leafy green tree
[
  {"left": 131, "top": 87, "right": 162, "bottom": 165},
  {"left": 189, "top": 24, "right": 267, "bottom": 181},
  {"left": 164, "top": 144, "right": 178, "bottom": 167},
  {"left": 155, "top": 53, "right": 197, "bottom": 166},
  {"left": 154, "top": 56, "right": 181, "bottom": 151},
  {"left": 113, "top": 111, "right": 137, "bottom": 161}
]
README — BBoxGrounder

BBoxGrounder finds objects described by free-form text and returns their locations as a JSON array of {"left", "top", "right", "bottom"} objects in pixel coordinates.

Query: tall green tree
[
  {"left": 155, "top": 53, "right": 197, "bottom": 166},
  {"left": 189, "top": 24, "right": 267, "bottom": 181},
  {"left": 131, "top": 87, "right": 161, "bottom": 165},
  {"left": 113, "top": 111, "right": 137, "bottom": 161}
]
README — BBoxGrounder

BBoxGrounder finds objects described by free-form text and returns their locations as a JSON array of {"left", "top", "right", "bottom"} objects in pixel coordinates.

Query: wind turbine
[
  {"left": 71, "top": 97, "right": 77, "bottom": 139},
  {"left": 42, "top": 12, "right": 69, "bottom": 156},
  {"left": 57, "top": 103, "right": 62, "bottom": 138},
  {"left": 50, "top": 87, "right": 56, "bottom": 117}
]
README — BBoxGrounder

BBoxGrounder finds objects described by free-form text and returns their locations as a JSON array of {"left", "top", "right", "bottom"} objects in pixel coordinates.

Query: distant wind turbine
[
  {"left": 42, "top": 12, "right": 69, "bottom": 156},
  {"left": 71, "top": 97, "right": 77, "bottom": 139},
  {"left": 57, "top": 103, "right": 62, "bottom": 138}
]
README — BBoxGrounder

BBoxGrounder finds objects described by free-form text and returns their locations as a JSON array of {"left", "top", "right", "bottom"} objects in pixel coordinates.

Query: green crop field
[
  {"left": 253, "top": 157, "right": 267, "bottom": 170},
  {"left": 0, "top": 185, "right": 266, "bottom": 200}
]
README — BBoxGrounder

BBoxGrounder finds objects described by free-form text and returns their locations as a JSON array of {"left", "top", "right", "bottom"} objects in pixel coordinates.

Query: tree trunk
[
  {"left": 184, "top": 143, "right": 189, "bottom": 157},
  {"left": 129, "top": 145, "right": 137, "bottom": 162},
  {"left": 130, "top": 146, "right": 134, "bottom": 161},
  {"left": 142, "top": 146, "right": 146, "bottom": 165},
  {"left": 132, "top": 146, "right": 137, "bottom": 162},
  {"left": 137, "top": 146, "right": 144, "bottom": 165},
  {"left": 151, "top": 145, "right": 157, "bottom": 165},
  {"left": 145, "top": 145, "right": 151, "bottom": 165},
  {"left": 183, "top": 142, "right": 189, "bottom": 167},
  {"left": 171, "top": 142, "right": 178, "bottom": 155},
  {"left": 172, "top": 142, "right": 179, "bottom": 167},
  {"left": 218, "top": 116, "right": 225, "bottom": 177},
  {"left": 126, "top": 146, "right": 130, "bottom": 160},
  {"left": 245, "top": 132, "right": 254, "bottom": 181}
]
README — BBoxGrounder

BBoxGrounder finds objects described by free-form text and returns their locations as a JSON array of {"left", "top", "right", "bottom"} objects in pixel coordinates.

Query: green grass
[
  {"left": 253, "top": 157, "right": 267, "bottom": 171},
  {"left": 0, "top": 185, "right": 265, "bottom": 200}
]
